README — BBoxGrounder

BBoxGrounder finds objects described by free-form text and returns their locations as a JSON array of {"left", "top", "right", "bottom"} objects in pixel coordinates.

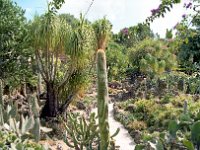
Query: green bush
[
  {"left": 106, "top": 41, "right": 128, "bottom": 80},
  {"left": 127, "top": 120, "right": 147, "bottom": 131},
  {"left": 128, "top": 39, "right": 177, "bottom": 77}
]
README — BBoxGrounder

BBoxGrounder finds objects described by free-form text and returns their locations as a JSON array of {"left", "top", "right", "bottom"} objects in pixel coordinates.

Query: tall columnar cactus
[
  {"left": 28, "top": 95, "right": 40, "bottom": 142},
  {"left": 97, "top": 49, "right": 109, "bottom": 150},
  {"left": 64, "top": 113, "right": 99, "bottom": 149},
  {"left": 0, "top": 79, "right": 3, "bottom": 106}
]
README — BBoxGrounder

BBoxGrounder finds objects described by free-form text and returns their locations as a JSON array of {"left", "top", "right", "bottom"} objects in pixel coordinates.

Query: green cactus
[
  {"left": 28, "top": 94, "right": 40, "bottom": 142},
  {"left": 20, "top": 115, "right": 34, "bottom": 135},
  {"left": 168, "top": 120, "right": 179, "bottom": 139},
  {"left": 97, "top": 49, "right": 110, "bottom": 150},
  {"left": 2, "top": 103, "right": 18, "bottom": 124},
  {"left": 191, "top": 121, "right": 200, "bottom": 149},
  {"left": 0, "top": 79, "right": 3, "bottom": 106},
  {"left": 0, "top": 93, "right": 41, "bottom": 142},
  {"left": 64, "top": 112, "right": 99, "bottom": 150},
  {"left": 0, "top": 103, "right": 34, "bottom": 138}
]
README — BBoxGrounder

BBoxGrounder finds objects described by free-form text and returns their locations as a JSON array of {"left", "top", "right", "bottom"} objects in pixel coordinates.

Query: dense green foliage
[
  {"left": 106, "top": 41, "right": 128, "bottom": 80},
  {"left": 92, "top": 17, "right": 112, "bottom": 50},
  {"left": 114, "top": 93, "right": 200, "bottom": 149},
  {"left": 0, "top": 129, "right": 45, "bottom": 150},
  {"left": 1, "top": 0, "right": 200, "bottom": 149},
  {"left": 0, "top": 0, "right": 35, "bottom": 89},
  {"left": 114, "top": 23, "right": 154, "bottom": 48},
  {"left": 29, "top": 9, "right": 96, "bottom": 117},
  {"left": 129, "top": 39, "right": 177, "bottom": 77}
]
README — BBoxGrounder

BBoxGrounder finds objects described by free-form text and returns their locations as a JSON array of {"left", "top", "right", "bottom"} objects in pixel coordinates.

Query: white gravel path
[{"left": 92, "top": 103, "right": 135, "bottom": 150}]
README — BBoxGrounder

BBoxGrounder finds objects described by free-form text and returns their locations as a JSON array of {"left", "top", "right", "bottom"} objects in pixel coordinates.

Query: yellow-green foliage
[
  {"left": 127, "top": 121, "right": 147, "bottom": 130},
  {"left": 129, "top": 39, "right": 177, "bottom": 76},
  {"left": 134, "top": 99, "right": 158, "bottom": 115},
  {"left": 116, "top": 94, "right": 198, "bottom": 129},
  {"left": 171, "top": 94, "right": 193, "bottom": 107},
  {"left": 93, "top": 17, "right": 112, "bottom": 50}
]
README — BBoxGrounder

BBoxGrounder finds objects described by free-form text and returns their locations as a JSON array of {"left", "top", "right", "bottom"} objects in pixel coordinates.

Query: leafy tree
[
  {"left": 178, "top": 33, "right": 200, "bottom": 72},
  {"left": 30, "top": 11, "right": 95, "bottom": 118},
  {"left": 0, "top": 0, "right": 36, "bottom": 92},
  {"left": 115, "top": 23, "right": 154, "bottom": 48},
  {"left": 172, "top": 18, "right": 200, "bottom": 74},
  {"left": 0, "top": 0, "right": 24, "bottom": 79}
]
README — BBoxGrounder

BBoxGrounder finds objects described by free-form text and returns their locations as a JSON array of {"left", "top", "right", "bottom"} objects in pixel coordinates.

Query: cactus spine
[{"left": 97, "top": 49, "right": 109, "bottom": 150}]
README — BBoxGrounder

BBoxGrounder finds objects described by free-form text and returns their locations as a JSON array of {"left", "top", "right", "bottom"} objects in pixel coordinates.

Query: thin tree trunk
[
  {"left": 37, "top": 73, "right": 42, "bottom": 98},
  {"left": 23, "top": 76, "right": 27, "bottom": 97},
  {"left": 40, "top": 82, "right": 58, "bottom": 118},
  {"left": 58, "top": 94, "right": 75, "bottom": 120}
]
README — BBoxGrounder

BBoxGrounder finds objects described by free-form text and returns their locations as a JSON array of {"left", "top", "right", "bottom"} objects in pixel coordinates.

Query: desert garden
[{"left": 1, "top": 0, "right": 200, "bottom": 149}]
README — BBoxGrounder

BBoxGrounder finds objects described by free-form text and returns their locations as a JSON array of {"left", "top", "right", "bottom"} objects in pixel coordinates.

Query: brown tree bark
[{"left": 40, "top": 82, "right": 59, "bottom": 118}]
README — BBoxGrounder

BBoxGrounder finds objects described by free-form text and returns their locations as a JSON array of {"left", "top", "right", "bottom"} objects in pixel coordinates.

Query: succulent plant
[
  {"left": 97, "top": 49, "right": 110, "bottom": 149},
  {"left": 0, "top": 103, "right": 34, "bottom": 138},
  {"left": 0, "top": 129, "right": 46, "bottom": 150},
  {"left": 0, "top": 93, "right": 41, "bottom": 142},
  {"left": 191, "top": 121, "right": 200, "bottom": 149},
  {"left": 64, "top": 112, "right": 120, "bottom": 150},
  {"left": 168, "top": 120, "right": 179, "bottom": 139},
  {"left": 27, "top": 94, "right": 40, "bottom": 142},
  {"left": 64, "top": 112, "right": 99, "bottom": 150},
  {"left": 0, "top": 103, "right": 18, "bottom": 126}
]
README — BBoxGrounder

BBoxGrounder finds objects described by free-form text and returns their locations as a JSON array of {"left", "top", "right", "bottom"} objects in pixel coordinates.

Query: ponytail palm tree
[
  {"left": 30, "top": 13, "right": 95, "bottom": 118},
  {"left": 92, "top": 17, "right": 112, "bottom": 50}
]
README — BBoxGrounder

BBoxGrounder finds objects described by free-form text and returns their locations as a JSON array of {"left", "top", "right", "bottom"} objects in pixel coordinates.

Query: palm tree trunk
[{"left": 41, "top": 81, "right": 58, "bottom": 118}]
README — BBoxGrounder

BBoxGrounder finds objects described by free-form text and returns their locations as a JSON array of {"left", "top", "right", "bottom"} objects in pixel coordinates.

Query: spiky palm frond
[{"left": 92, "top": 17, "right": 112, "bottom": 50}]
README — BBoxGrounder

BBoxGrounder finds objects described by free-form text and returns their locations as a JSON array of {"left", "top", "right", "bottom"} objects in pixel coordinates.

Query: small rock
[
  {"left": 76, "top": 101, "right": 86, "bottom": 110},
  {"left": 124, "top": 104, "right": 135, "bottom": 113},
  {"left": 129, "top": 130, "right": 142, "bottom": 144}
]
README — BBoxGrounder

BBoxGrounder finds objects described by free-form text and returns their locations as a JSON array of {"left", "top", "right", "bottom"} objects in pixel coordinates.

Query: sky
[{"left": 13, "top": 0, "right": 190, "bottom": 38}]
